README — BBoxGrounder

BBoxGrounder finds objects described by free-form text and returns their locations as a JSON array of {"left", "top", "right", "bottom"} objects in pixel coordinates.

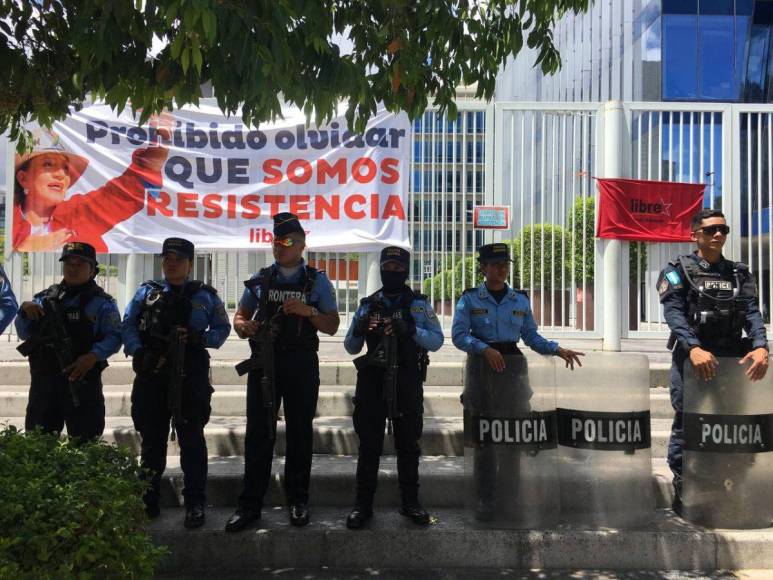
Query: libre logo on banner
[{"left": 596, "top": 178, "right": 705, "bottom": 243}]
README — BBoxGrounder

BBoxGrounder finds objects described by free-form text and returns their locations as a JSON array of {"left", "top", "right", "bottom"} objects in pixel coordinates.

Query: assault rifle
[
  {"left": 17, "top": 297, "right": 85, "bottom": 408},
  {"left": 353, "top": 316, "right": 401, "bottom": 439},
  {"left": 235, "top": 310, "right": 281, "bottom": 440},
  {"left": 166, "top": 326, "right": 187, "bottom": 441}
]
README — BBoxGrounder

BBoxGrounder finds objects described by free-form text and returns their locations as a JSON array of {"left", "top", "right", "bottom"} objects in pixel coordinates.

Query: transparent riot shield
[
  {"left": 683, "top": 356, "right": 773, "bottom": 529},
  {"left": 463, "top": 352, "right": 559, "bottom": 528},
  {"left": 556, "top": 353, "right": 654, "bottom": 528}
]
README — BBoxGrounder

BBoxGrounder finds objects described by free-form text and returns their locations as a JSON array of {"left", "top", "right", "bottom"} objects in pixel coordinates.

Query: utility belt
[{"left": 486, "top": 341, "right": 523, "bottom": 356}]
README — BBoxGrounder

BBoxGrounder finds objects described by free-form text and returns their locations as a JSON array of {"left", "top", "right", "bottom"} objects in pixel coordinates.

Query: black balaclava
[{"left": 381, "top": 269, "right": 408, "bottom": 294}]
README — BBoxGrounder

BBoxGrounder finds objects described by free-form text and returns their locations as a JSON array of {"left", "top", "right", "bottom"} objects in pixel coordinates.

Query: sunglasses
[
  {"left": 695, "top": 225, "right": 730, "bottom": 236},
  {"left": 273, "top": 237, "right": 297, "bottom": 247}
]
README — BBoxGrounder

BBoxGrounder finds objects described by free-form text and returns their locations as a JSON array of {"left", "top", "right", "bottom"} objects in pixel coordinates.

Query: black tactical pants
[
  {"left": 352, "top": 365, "right": 424, "bottom": 507},
  {"left": 25, "top": 370, "right": 105, "bottom": 441},
  {"left": 131, "top": 354, "right": 213, "bottom": 509},
  {"left": 239, "top": 349, "right": 320, "bottom": 510}
]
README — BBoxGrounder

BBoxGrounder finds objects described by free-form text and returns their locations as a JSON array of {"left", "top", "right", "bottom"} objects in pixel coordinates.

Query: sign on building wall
[
  {"left": 9, "top": 103, "right": 410, "bottom": 253},
  {"left": 473, "top": 205, "right": 510, "bottom": 229}
]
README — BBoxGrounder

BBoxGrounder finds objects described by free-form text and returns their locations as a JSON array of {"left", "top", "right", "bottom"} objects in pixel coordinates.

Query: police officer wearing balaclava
[
  {"left": 122, "top": 237, "right": 231, "bottom": 528},
  {"left": 343, "top": 246, "right": 444, "bottom": 529},
  {"left": 226, "top": 213, "right": 339, "bottom": 532},
  {"left": 16, "top": 242, "right": 122, "bottom": 440},
  {"left": 657, "top": 208, "right": 769, "bottom": 514}
]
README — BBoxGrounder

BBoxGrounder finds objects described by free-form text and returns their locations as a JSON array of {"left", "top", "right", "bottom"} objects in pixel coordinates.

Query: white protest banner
[{"left": 11, "top": 100, "right": 410, "bottom": 253}]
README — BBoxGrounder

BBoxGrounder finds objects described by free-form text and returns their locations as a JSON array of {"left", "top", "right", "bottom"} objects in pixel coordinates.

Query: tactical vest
[
  {"left": 678, "top": 256, "right": 750, "bottom": 352},
  {"left": 246, "top": 266, "right": 320, "bottom": 352},
  {"left": 138, "top": 280, "right": 211, "bottom": 354},
  {"left": 363, "top": 287, "right": 426, "bottom": 369},
  {"left": 29, "top": 282, "right": 107, "bottom": 375}
]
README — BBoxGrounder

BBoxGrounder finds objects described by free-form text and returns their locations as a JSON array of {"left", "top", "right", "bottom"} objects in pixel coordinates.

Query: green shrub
[
  {"left": 567, "top": 196, "right": 647, "bottom": 284},
  {"left": 0, "top": 426, "right": 166, "bottom": 579},
  {"left": 510, "top": 224, "right": 569, "bottom": 288},
  {"left": 422, "top": 255, "right": 477, "bottom": 301}
]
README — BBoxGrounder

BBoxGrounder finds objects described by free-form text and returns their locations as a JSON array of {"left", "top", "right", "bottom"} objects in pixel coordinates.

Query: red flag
[{"left": 596, "top": 178, "right": 705, "bottom": 242}]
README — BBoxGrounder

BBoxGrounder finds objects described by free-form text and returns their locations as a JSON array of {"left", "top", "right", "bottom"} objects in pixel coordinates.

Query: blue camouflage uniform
[
  {"left": 0, "top": 265, "right": 18, "bottom": 335},
  {"left": 451, "top": 283, "right": 559, "bottom": 355},
  {"left": 16, "top": 281, "right": 122, "bottom": 439},
  {"left": 122, "top": 278, "right": 231, "bottom": 511},
  {"left": 658, "top": 252, "right": 768, "bottom": 495}
]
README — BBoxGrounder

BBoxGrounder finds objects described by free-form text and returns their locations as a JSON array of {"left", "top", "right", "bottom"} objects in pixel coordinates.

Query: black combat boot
[
  {"left": 346, "top": 504, "right": 374, "bottom": 529},
  {"left": 289, "top": 503, "right": 310, "bottom": 527},
  {"left": 224, "top": 507, "right": 261, "bottom": 532},
  {"left": 184, "top": 504, "right": 206, "bottom": 528},
  {"left": 399, "top": 501, "right": 431, "bottom": 526}
]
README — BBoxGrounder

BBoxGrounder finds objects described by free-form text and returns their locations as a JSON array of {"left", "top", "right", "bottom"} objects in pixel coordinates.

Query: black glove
[
  {"left": 390, "top": 315, "right": 416, "bottom": 338},
  {"left": 131, "top": 347, "right": 146, "bottom": 374},
  {"left": 352, "top": 314, "right": 369, "bottom": 337}
]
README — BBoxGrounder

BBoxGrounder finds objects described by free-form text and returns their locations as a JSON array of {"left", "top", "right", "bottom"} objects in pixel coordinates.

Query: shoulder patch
[
  {"left": 658, "top": 279, "right": 669, "bottom": 296},
  {"left": 665, "top": 271, "right": 682, "bottom": 286}
]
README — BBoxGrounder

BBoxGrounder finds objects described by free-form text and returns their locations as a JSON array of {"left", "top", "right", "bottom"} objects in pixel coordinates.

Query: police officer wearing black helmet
[
  {"left": 658, "top": 208, "right": 769, "bottom": 514},
  {"left": 16, "top": 242, "right": 122, "bottom": 440},
  {"left": 122, "top": 237, "right": 231, "bottom": 527},
  {"left": 343, "top": 246, "right": 444, "bottom": 529},
  {"left": 226, "top": 213, "right": 339, "bottom": 532}
]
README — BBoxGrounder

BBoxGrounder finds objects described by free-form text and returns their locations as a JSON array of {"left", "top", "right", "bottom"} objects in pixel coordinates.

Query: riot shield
[
  {"left": 463, "top": 352, "right": 559, "bottom": 528},
  {"left": 683, "top": 356, "right": 773, "bottom": 529},
  {"left": 556, "top": 353, "right": 654, "bottom": 528}
]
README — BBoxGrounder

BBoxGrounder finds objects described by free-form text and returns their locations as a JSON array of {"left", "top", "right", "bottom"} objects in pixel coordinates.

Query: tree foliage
[{"left": 0, "top": 0, "right": 590, "bottom": 148}]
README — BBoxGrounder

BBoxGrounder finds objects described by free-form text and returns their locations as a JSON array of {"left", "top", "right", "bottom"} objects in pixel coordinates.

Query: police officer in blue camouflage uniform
[
  {"left": 452, "top": 243, "right": 584, "bottom": 520},
  {"left": 0, "top": 264, "right": 18, "bottom": 335},
  {"left": 16, "top": 242, "right": 121, "bottom": 440},
  {"left": 343, "top": 246, "right": 444, "bottom": 529},
  {"left": 123, "top": 237, "right": 231, "bottom": 528},
  {"left": 226, "top": 213, "right": 339, "bottom": 532},
  {"left": 657, "top": 208, "right": 769, "bottom": 514}
]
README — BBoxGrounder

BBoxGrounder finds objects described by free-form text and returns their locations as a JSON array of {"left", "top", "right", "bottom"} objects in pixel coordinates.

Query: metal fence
[{"left": 3, "top": 100, "right": 773, "bottom": 341}]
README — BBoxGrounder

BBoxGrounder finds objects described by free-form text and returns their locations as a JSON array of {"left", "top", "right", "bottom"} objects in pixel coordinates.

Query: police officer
[
  {"left": 16, "top": 242, "right": 121, "bottom": 440},
  {"left": 657, "top": 208, "right": 769, "bottom": 514},
  {"left": 343, "top": 246, "right": 444, "bottom": 529},
  {"left": 451, "top": 242, "right": 584, "bottom": 519},
  {"left": 0, "top": 264, "right": 18, "bottom": 335},
  {"left": 226, "top": 213, "right": 339, "bottom": 532},
  {"left": 122, "top": 238, "right": 231, "bottom": 528}
]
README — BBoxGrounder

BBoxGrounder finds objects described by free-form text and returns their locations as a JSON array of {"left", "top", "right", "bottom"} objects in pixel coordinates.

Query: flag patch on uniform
[
  {"left": 665, "top": 271, "right": 681, "bottom": 286},
  {"left": 658, "top": 279, "right": 669, "bottom": 295}
]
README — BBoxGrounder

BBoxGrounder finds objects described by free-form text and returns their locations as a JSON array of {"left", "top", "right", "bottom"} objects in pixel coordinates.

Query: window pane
[
  {"left": 745, "top": 25, "right": 770, "bottom": 101},
  {"left": 699, "top": 0, "right": 732, "bottom": 16},
  {"left": 699, "top": 15, "right": 735, "bottom": 99},
  {"left": 663, "top": 15, "right": 699, "bottom": 99},
  {"left": 664, "top": 0, "right": 697, "bottom": 14},
  {"left": 736, "top": 14, "right": 752, "bottom": 98}
]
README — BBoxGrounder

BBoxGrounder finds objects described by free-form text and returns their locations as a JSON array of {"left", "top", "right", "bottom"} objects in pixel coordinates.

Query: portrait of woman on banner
[{"left": 12, "top": 125, "right": 169, "bottom": 253}]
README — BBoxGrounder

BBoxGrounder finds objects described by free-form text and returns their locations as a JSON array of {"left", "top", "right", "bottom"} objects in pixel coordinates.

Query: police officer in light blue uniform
[
  {"left": 452, "top": 243, "right": 584, "bottom": 368},
  {"left": 16, "top": 242, "right": 122, "bottom": 440},
  {"left": 343, "top": 246, "right": 444, "bottom": 529},
  {"left": 123, "top": 237, "right": 231, "bottom": 528},
  {"left": 226, "top": 213, "right": 340, "bottom": 532},
  {"left": 0, "top": 265, "right": 18, "bottom": 335}
]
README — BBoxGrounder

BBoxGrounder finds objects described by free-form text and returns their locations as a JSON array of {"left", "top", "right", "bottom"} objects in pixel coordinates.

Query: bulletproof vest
[
  {"left": 363, "top": 287, "right": 424, "bottom": 368},
  {"left": 247, "top": 266, "right": 320, "bottom": 352},
  {"left": 29, "top": 281, "right": 105, "bottom": 374},
  {"left": 138, "top": 280, "right": 204, "bottom": 354},
  {"left": 679, "top": 256, "right": 750, "bottom": 352}
]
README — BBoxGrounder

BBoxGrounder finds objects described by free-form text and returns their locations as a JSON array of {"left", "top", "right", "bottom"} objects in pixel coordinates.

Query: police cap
[
  {"left": 380, "top": 246, "right": 410, "bottom": 268},
  {"left": 478, "top": 243, "right": 512, "bottom": 264},
  {"left": 273, "top": 212, "right": 305, "bottom": 238},
  {"left": 59, "top": 241, "right": 97, "bottom": 267},
  {"left": 161, "top": 237, "right": 195, "bottom": 259}
]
